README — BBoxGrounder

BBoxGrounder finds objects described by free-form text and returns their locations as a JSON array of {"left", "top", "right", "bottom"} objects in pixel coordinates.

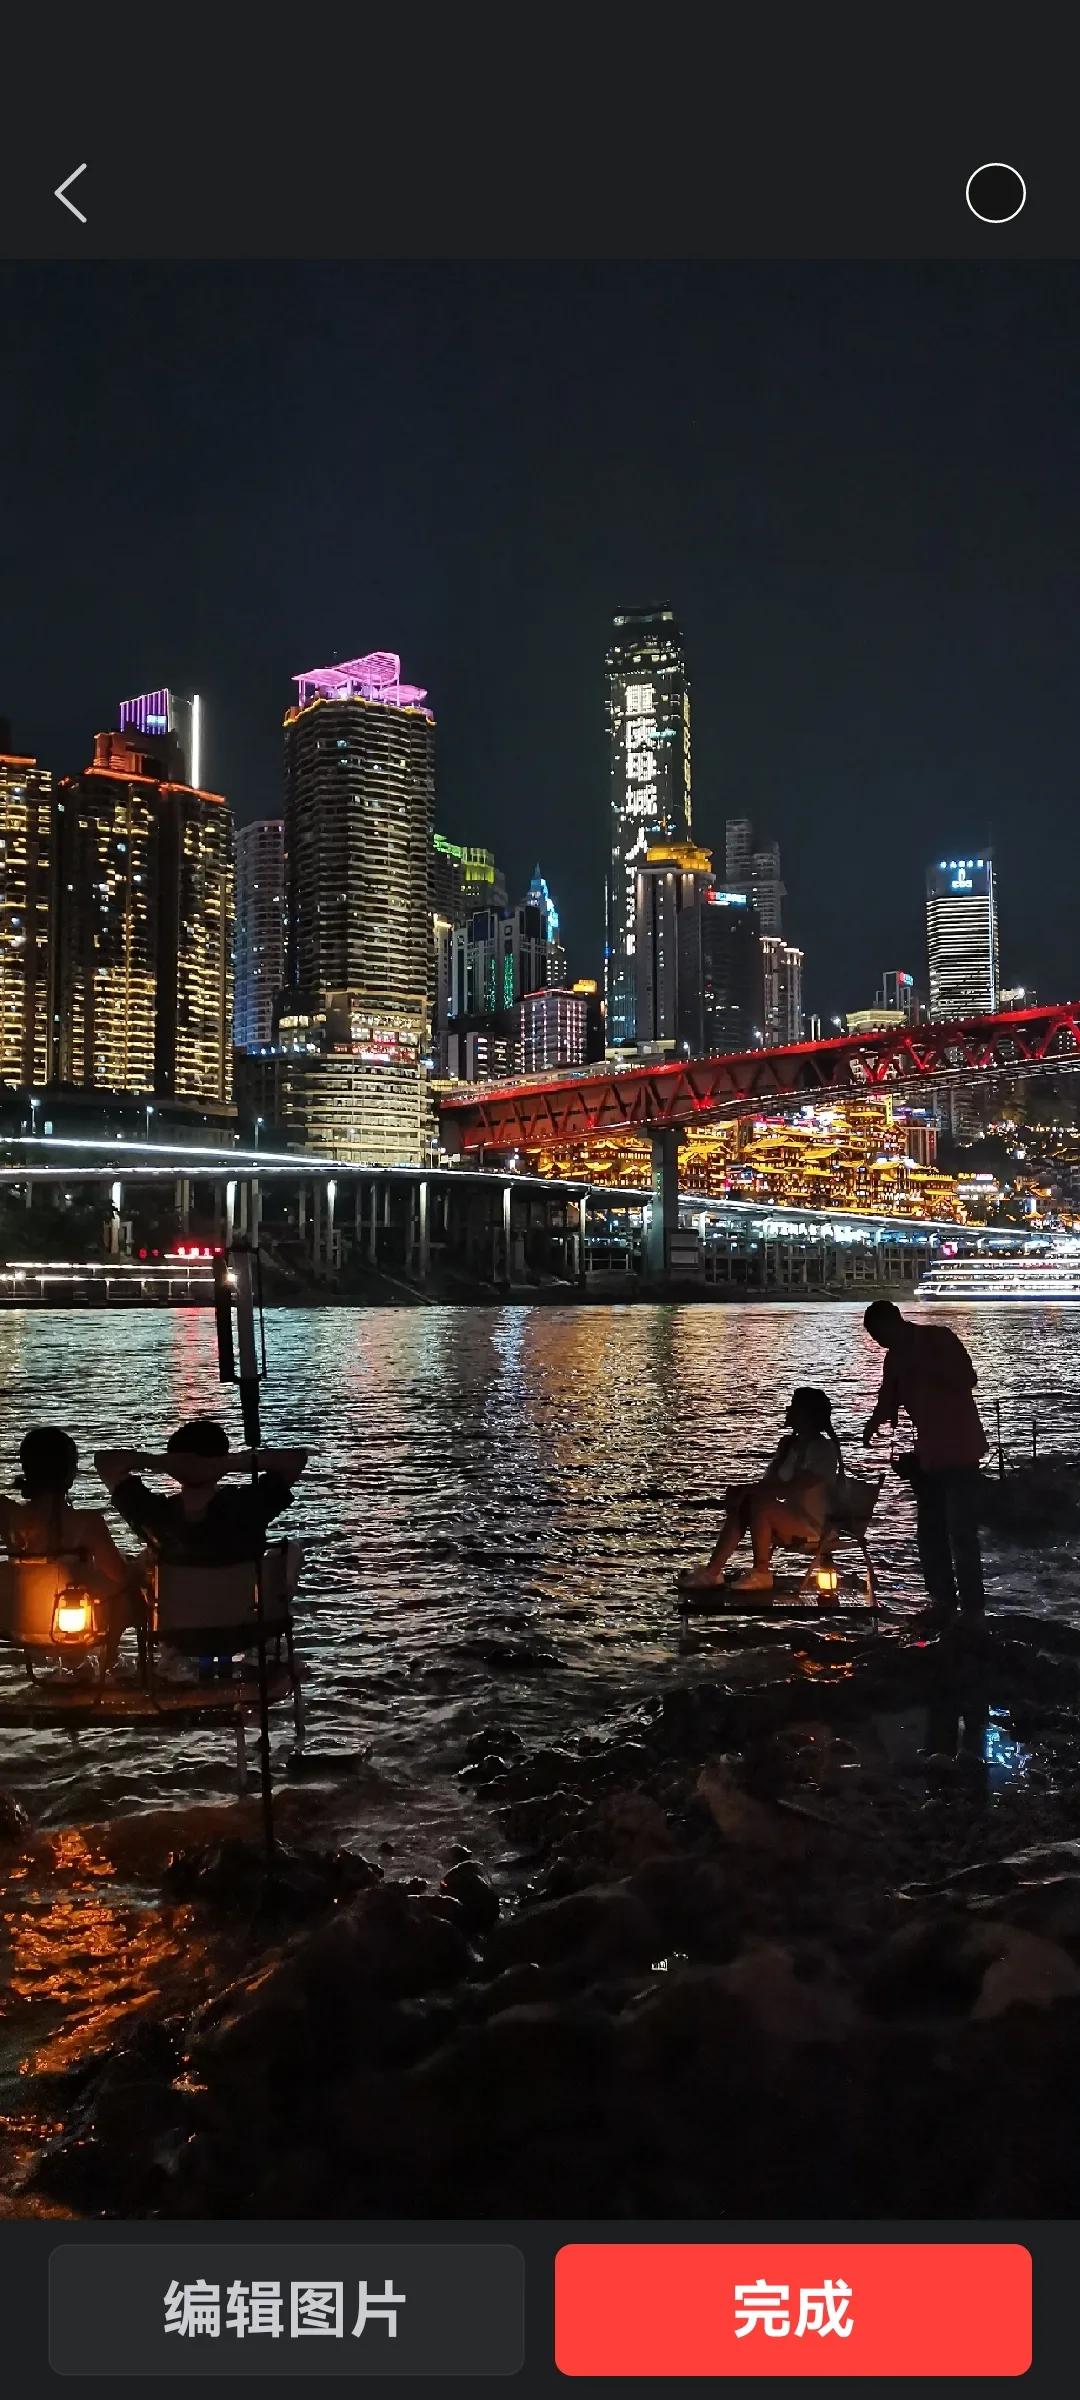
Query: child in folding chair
[{"left": 681, "top": 1387, "right": 842, "bottom": 1594}]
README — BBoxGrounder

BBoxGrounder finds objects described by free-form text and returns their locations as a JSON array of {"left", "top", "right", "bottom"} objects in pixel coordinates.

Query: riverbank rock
[
  {"left": 163, "top": 1836, "right": 383, "bottom": 1916},
  {"left": 439, "top": 1860, "right": 501, "bottom": 1934},
  {"left": 188, "top": 1884, "right": 475, "bottom": 2099},
  {"left": 865, "top": 1914, "right": 1080, "bottom": 2020},
  {"left": 695, "top": 1762, "right": 814, "bottom": 1856},
  {"left": 624, "top": 1855, "right": 734, "bottom": 1949},
  {"left": 713, "top": 1941, "right": 861, "bottom": 2043},
  {"left": 482, "top": 1881, "right": 658, "bottom": 1976}
]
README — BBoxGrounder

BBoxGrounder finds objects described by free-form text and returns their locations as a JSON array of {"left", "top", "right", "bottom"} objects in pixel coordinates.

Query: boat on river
[{"left": 915, "top": 1252, "right": 1080, "bottom": 1303}]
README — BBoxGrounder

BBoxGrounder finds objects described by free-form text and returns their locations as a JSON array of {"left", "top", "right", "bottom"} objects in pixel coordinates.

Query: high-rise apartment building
[
  {"left": 749, "top": 839, "right": 785, "bottom": 937},
  {"left": 119, "top": 689, "right": 202, "bottom": 788},
  {"left": 281, "top": 651, "right": 435, "bottom": 1163},
  {"left": 158, "top": 780, "right": 234, "bottom": 1105},
  {"left": 724, "top": 816, "right": 786, "bottom": 935},
  {"left": 605, "top": 607, "right": 691, "bottom": 1048},
  {"left": 761, "top": 935, "right": 805, "bottom": 1047},
  {"left": 724, "top": 818, "right": 754, "bottom": 892},
  {"left": 925, "top": 855, "right": 998, "bottom": 1018},
  {"left": 636, "top": 842, "right": 763, "bottom": 1057},
  {"left": 431, "top": 836, "right": 507, "bottom": 922},
  {"left": 55, "top": 730, "right": 233, "bottom": 1103},
  {"left": 285, "top": 652, "right": 434, "bottom": 1010},
  {"left": 272, "top": 990, "right": 431, "bottom": 1162},
  {"left": 677, "top": 889, "right": 763, "bottom": 1056},
  {"left": 635, "top": 842, "right": 716, "bottom": 1049},
  {"left": 518, "top": 985, "right": 590, "bottom": 1075},
  {"left": 449, "top": 899, "right": 564, "bottom": 1023},
  {"left": 0, "top": 739, "right": 53, "bottom": 1086},
  {"left": 234, "top": 819, "right": 285, "bottom": 1051},
  {"left": 431, "top": 840, "right": 509, "bottom": 1074}
]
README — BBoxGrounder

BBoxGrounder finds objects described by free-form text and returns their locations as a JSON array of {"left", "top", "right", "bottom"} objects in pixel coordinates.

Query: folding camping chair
[{"left": 794, "top": 1473, "right": 884, "bottom": 1619}]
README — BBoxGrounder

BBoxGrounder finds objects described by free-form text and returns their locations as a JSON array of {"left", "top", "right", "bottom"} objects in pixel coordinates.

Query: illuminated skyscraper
[
  {"left": 432, "top": 839, "right": 508, "bottom": 1071},
  {"left": 518, "top": 985, "right": 590, "bottom": 1074},
  {"left": 158, "top": 780, "right": 234, "bottom": 1104},
  {"left": 0, "top": 738, "right": 53, "bottom": 1085},
  {"left": 761, "top": 935, "right": 804, "bottom": 1046},
  {"left": 678, "top": 890, "right": 763, "bottom": 1056},
  {"left": 724, "top": 817, "right": 785, "bottom": 936},
  {"left": 432, "top": 836, "right": 507, "bottom": 921},
  {"left": 55, "top": 730, "right": 233, "bottom": 1104},
  {"left": 635, "top": 841, "right": 716, "bottom": 1049},
  {"left": 282, "top": 651, "right": 435, "bottom": 1163},
  {"left": 119, "top": 689, "right": 202, "bottom": 788},
  {"left": 606, "top": 607, "right": 691, "bottom": 1048},
  {"left": 925, "top": 855, "right": 998, "bottom": 1017},
  {"left": 285, "top": 653, "right": 433, "bottom": 1011},
  {"left": 878, "top": 968, "right": 918, "bottom": 1020},
  {"left": 449, "top": 898, "right": 562, "bottom": 1020},
  {"left": 235, "top": 819, "right": 285, "bottom": 1050}
]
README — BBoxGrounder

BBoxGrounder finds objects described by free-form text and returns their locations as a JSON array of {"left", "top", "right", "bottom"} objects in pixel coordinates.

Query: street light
[
  {"left": 254, "top": 1116, "right": 264, "bottom": 1153},
  {"left": 145, "top": 1103, "right": 155, "bottom": 1141},
  {"left": 28, "top": 1095, "right": 40, "bottom": 1138}
]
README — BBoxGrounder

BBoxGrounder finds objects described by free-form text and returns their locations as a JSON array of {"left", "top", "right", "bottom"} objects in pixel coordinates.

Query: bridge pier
[
  {"left": 645, "top": 1129, "right": 682, "bottom": 1280},
  {"left": 501, "top": 1180, "right": 514, "bottom": 1288},
  {"left": 406, "top": 1178, "right": 430, "bottom": 1282}
]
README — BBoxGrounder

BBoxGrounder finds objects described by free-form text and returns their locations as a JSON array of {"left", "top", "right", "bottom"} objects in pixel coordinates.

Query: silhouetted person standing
[{"left": 862, "top": 1300, "right": 987, "bottom": 1628}]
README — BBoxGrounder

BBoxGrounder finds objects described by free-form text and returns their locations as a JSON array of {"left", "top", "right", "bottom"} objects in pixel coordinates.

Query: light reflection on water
[
  {"left": 0, "top": 1299, "right": 1073, "bottom": 1828},
  {"left": 0, "top": 1298, "right": 1072, "bottom": 2102}
]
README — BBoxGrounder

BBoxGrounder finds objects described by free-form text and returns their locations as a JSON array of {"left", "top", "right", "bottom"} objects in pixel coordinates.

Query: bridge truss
[{"left": 440, "top": 1002, "right": 1080, "bottom": 1153}]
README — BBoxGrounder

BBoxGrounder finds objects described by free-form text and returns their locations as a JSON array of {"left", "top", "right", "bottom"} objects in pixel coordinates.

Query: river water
[{"left": 0, "top": 1300, "right": 1075, "bottom": 2188}]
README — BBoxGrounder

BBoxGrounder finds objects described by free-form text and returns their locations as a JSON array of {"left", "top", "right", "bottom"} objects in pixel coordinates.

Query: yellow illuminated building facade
[
  {"left": 271, "top": 991, "right": 431, "bottom": 1166},
  {"left": 55, "top": 732, "right": 233, "bottom": 1104},
  {"left": 527, "top": 1095, "right": 964, "bottom": 1222},
  {"left": 0, "top": 748, "right": 54, "bottom": 1086},
  {"left": 159, "top": 783, "right": 234, "bottom": 1104},
  {"left": 281, "top": 654, "right": 436, "bottom": 1165}
]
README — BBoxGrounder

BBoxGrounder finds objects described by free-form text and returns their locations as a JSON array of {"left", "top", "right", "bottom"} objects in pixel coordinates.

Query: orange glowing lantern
[{"left": 51, "top": 1591, "right": 99, "bottom": 1644}]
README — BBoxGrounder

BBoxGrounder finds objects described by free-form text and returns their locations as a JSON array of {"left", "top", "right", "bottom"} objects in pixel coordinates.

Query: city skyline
[{"left": 3, "top": 263, "right": 1075, "bottom": 1016}]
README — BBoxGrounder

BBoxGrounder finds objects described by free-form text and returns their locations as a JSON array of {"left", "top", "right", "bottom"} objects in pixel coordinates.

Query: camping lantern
[
  {"left": 51, "top": 1590, "right": 99, "bottom": 1645},
  {"left": 815, "top": 1563, "right": 840, "bottom": 1599}
]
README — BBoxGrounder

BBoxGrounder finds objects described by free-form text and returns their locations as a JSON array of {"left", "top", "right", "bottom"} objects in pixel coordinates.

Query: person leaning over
[{"left": 862, "top": 1299, "right": 987, "bottom": 1628}]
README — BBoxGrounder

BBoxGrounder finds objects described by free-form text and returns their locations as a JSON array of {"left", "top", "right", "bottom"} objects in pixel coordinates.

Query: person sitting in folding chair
[
  {"left": 95, "top": 1421, "right": 307, "bottom": 1679},
  {"left": 95, "top": 1420, "right": 308, "bottom": 1567},
  {"left": 681, "top": 1387, "right": 843, "bottom": 1595},
  {"left": 0, "top": 1426, "right": 146, "bottom": 1669}
]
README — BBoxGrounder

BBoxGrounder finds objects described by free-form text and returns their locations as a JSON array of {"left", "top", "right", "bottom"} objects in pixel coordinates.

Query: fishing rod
[{"left": 212, "top": 1240, "right": 275, "bottom": 1861}]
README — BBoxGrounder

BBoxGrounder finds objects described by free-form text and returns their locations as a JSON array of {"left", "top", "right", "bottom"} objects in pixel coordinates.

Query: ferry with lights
[{"left": 915, "top": 1252, "right": 1080, "bottom": 1303}]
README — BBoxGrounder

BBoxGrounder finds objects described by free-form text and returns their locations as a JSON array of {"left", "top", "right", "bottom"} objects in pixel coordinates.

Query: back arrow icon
[{"left": 54, "top": 164, "right": 88, "bottom": 223}]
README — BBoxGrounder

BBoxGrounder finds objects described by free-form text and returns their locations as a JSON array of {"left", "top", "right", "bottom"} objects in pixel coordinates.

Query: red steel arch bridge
[
  {"left": 439, "top": 1001, "right": 1080, "bottom": 1274},
  {"left": 439, "top": 1001, "right": 1080, "bottom": 1155}
]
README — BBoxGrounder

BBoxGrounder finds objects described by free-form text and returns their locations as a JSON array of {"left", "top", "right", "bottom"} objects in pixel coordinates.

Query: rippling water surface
[{"left": 0, "top": 1298, "right": 1076, "bottom": 2146}]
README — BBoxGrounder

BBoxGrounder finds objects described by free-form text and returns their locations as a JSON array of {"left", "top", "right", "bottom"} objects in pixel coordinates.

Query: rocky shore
[{"left": 21, "top": 1609, "right": 1080, "bottom": 2222}]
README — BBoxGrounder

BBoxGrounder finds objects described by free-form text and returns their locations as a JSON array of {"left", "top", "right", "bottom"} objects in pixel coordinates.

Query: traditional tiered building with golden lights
[{"left": 527, "top": 1095, "right": 965, "bottom": 1222}]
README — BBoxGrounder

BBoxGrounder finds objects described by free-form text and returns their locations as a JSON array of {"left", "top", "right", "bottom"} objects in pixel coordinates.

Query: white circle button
[{"left": 965, "top": 163, "right": 1027, "bottom": 224}]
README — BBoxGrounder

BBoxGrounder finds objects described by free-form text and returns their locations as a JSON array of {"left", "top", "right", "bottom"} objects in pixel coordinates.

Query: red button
[{"left": 555, "top": 2243, "right": 1032, "bottom": 2377}]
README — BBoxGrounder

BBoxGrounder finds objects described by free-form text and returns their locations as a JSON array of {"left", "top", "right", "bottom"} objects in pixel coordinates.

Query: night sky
[{"left": 4, "top": 261, "right": 1079, "bottom": 1018}]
